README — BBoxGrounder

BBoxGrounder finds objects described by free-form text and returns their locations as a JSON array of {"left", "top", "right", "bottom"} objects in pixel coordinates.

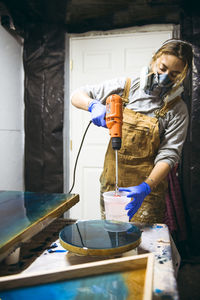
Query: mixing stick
[{"left": 115, "top": 150, "right": 119, "bottom": 195}]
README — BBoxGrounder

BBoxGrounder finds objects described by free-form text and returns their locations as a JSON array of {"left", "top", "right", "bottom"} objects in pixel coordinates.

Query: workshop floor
[{"left": 177, "top": 260, "right": 200, "bottom": 300}]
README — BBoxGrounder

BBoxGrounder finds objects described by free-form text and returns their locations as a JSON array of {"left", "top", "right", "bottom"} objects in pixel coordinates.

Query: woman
[{"left": 71, "top": 39, "right": 193, "bottom": 224}]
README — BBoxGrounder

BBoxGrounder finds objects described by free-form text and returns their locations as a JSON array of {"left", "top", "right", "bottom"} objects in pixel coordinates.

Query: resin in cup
[{"left": 103, "top": 191, "right": 130, "bottom": 222}]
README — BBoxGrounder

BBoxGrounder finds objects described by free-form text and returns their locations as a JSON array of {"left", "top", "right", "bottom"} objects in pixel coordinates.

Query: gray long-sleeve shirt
[{"left": 76, "top": 76, "right": 189, "bottom": 169}]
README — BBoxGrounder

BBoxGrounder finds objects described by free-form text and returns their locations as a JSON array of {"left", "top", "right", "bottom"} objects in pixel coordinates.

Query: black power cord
[{"left": 68, "top": 120, "right": 92, "bottom": 194}]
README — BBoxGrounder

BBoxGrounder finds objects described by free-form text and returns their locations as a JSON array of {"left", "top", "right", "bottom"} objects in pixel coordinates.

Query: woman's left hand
[{"left": 119, "top": 182, "right": 151, "bottom": 220}]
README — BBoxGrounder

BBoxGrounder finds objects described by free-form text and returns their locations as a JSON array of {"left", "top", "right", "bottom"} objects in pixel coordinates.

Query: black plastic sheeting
[
  {"left": 180, "top": 15, "right": 200, "bottom": 253},
  {"left": 23, "top": 24, "right": 65, "bottom": 193}
]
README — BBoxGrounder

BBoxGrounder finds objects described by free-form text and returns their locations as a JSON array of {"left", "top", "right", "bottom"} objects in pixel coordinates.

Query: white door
[{"left": 69, "top": 26, "right": 173, "bottom": 220}]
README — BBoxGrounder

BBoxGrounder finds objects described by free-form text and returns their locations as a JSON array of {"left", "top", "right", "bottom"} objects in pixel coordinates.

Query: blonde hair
[{"left": 150, "top": 39, "right": 193, "bottom": 88}]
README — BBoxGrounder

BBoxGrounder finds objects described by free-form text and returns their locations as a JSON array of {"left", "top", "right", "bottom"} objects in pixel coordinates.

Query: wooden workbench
[{"left": 0, "top": 218, "right": 180, "bottom": 299}]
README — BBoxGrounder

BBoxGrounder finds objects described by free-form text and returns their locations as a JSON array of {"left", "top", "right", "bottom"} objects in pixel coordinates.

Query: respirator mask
[{"left": 145, "top": 71, "right": 174, "bottom": 97}]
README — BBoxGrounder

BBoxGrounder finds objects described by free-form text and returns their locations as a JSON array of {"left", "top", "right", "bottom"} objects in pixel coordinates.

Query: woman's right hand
[{"left": 88, "top": 100, "right": 107, "bottom": 128}]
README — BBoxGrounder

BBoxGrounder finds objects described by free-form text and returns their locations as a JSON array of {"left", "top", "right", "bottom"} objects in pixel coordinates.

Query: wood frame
[{"left": 0, "top": 253, "right": 154, "bottom": 300}]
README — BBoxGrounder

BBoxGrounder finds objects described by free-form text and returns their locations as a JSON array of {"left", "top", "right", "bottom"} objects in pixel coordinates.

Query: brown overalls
[{"left": 100, "top": 78, "right": 181, "bottom": 224}]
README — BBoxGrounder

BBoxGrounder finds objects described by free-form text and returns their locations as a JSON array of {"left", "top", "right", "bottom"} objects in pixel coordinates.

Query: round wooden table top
[{"left": 59, "top": 220, "right": 141, "bottom": 256}]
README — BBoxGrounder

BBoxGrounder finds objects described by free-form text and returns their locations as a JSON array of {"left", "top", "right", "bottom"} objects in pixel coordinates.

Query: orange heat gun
[{"left": 105, "top": 94, "right": 123, "bottom": 150}]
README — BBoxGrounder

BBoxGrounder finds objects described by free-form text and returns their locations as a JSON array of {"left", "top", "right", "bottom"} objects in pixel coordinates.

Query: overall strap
[
  {"left": 122, "top": 77, "right": 140, "bottom": 106},
  {"left": 122, "top": 78, "right": 131, "bottom": 105},
  {"left": 154, "top": 96, "right": 181, "bottom": 119}
]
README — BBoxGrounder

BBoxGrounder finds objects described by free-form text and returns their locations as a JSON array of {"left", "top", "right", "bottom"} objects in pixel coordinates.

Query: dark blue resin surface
[{"left": 60, "top": 219, "right": 141, "bottom": 250}]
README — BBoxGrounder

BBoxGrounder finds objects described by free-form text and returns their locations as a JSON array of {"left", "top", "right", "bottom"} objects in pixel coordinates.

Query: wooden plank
[{"left": 143, "top": 251, "right": 154, "bottom": 300}]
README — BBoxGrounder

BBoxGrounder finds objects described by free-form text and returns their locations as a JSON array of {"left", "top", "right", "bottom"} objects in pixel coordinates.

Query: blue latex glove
[
  {"left": 119, "top": 182, "right": 151, "bottom": 220},
  {"left": 88, "top": 100, "right": 107, "bottom": 128}
]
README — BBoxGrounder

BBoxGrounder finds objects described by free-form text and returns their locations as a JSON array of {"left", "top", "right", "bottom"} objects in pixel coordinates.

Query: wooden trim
[{"left": 60, "top": 234, "right": 141, "bottom": 256}]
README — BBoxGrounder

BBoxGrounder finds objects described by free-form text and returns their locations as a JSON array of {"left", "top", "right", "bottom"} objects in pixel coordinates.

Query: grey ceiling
[{"left": 0, "top": 0, "right": 193, "bottom": 33}]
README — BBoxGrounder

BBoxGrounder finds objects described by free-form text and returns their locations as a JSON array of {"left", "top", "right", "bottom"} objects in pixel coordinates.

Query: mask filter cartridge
[{"left": 157, "top": 73, "right": 172, "bottom": 87}]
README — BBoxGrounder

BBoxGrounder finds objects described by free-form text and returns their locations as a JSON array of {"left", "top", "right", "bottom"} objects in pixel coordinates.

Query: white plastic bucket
[{"left": 103, "top": 191, "right": 130, "bottom": 222}]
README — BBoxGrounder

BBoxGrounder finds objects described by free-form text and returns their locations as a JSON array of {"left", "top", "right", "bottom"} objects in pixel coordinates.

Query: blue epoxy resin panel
[
  {"left": 0, "top": 271, "right": 131, "bottom": 300},
  {"left": 0, "top": 190, "right": 73, "bottom": 249},
  {"left": 60, "top": 220, "right": 141, "bottom": 255}
]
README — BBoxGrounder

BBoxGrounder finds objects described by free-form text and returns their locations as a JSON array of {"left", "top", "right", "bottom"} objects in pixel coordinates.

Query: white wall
[{"left": 0, "top": 25, "right": 24, "bottom": 190}]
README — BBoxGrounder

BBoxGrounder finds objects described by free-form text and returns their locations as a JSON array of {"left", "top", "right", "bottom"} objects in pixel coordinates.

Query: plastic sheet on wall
[
  {"left": 180, "top": 15, "right": 200, "bottom": 253},
  {"left": 23, "top": 24, "right": 65, "bottom": 193}
]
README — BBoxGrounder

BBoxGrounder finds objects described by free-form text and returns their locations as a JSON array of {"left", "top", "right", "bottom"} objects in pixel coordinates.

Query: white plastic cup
[{"left": 103, "top": 191, "right": 130, "bottom": 222}]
